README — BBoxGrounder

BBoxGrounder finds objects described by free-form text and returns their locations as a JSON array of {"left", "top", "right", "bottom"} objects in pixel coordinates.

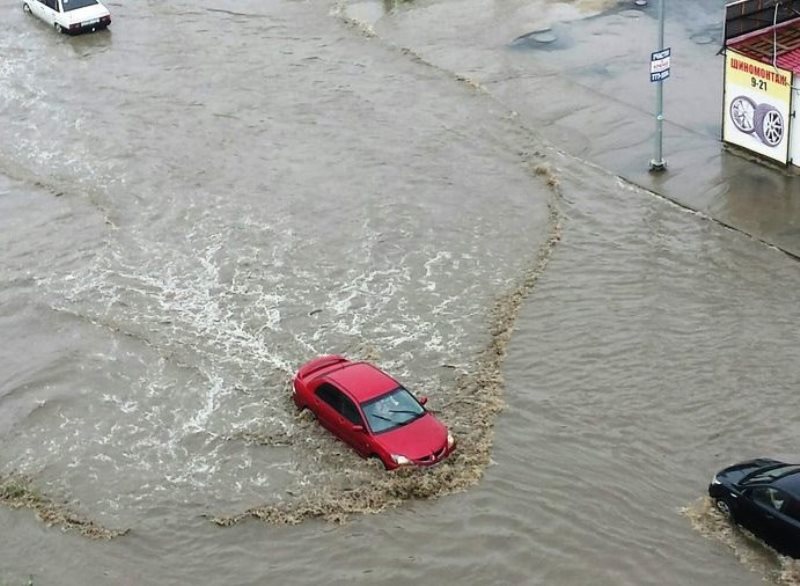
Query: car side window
[
  {"left": 339, "top": 397, "right": 364, "bottom": 426},
  {"left": 752, "top": 487, "right": 788, "bottom": 512},
  {"left": 315, "top": 383, "right": 341, "bottom": 410},
  {"left": 44, "top": 0, "right": 57, "bottom": 10},
  {"left": 314, "top": 383, "right": 363, "bottom": 426}
]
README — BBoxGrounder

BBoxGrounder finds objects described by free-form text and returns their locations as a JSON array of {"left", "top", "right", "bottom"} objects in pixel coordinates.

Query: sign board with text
[
  {"left": 723, "top": 49, "right": 792, "bottom": 164},
  {"left": 650, "top": 48, "right": 671, "bottom": 82}
]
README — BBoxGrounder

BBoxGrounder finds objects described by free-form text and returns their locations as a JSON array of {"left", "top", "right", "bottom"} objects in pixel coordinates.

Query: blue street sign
[
  {"left": 651, "top": 48, "right": 671, "bottom": 61},
  {"left": 650, "top": 70, "right": 670, "bottom": 82}
]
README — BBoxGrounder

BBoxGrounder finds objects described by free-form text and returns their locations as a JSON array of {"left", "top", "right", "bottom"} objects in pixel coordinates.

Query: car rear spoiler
[{"left": 294, "top": 354, "right": 349, "bottom": 382}]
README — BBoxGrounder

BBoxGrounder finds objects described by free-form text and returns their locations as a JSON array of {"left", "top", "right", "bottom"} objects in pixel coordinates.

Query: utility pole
[{"left": 650, "top": 0, "right": 667, "bottom": 172}]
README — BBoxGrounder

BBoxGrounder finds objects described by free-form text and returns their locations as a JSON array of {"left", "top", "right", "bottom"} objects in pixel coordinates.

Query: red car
[{"left": 292, "top": 355, "right": 455, "bottom": 470}]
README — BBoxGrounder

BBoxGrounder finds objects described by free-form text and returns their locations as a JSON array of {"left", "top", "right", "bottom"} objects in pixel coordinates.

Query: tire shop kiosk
[{"left": 723, "top": 0, "right": 800, "bottom": 166}]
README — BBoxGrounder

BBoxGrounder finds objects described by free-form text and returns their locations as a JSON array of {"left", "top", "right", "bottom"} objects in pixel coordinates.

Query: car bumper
[
  {"left": 421, "top": 442, "right": 456, "bottom": 466},
  {"left": 390, "top": 443, "right": 456, "bottom": 470},
  {"left": 65, "top": 19, "right": 110, "bottom": 34},
  {"left": 708, "top": 480, "right": 736, "bottom": 506}
]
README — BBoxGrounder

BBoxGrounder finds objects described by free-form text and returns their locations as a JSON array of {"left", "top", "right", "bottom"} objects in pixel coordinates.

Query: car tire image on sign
[
  {"left": 729, "top": 95, "right": 784, "bottom": 147},
  {"left": 292, "top": 355, "right": 456, "bottom": 470},
  {"left": 709, "top": 458, "right": 800, "bottom": 558}
]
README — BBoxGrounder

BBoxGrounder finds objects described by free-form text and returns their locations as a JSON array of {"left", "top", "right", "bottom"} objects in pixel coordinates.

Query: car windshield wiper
[
  {"left": 371, "top": 414, "right": 393, "bottom": 422},
  {"left": 389, "top": 409, "right": 421, "bottom": 416},
  {"left": 391, "top": 413, "right": 421, "bottom": 428},
  {"left": 741, "top": 463, "right": 790, "bottom": 485}
]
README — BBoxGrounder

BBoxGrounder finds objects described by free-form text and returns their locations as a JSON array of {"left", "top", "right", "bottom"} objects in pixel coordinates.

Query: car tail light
[
  {"left": 69, "top": 23, "right": 80, "bottom": 30},
  {"left": 101, "top": 15, "right": 111, "bottom": 23}
]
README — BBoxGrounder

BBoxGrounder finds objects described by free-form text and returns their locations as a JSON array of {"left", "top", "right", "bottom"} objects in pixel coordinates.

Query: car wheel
[
  {"left": 369, "top": 455, "right": 388, "bottom": 471},
  {"left": 730, "top": 95, "right": 757, "bottom": 134},
  {"left": 22, "top": 2, "right": 31, "bottom": 13},
  {"left": 297, "top": 407, "right": 315, "bottom": 421},
  {"left": 714, "top": 497, "right": 734, "bottom": 519},
  {"left": 54, "top": 23, "right": 64, "bottom": 33},
  {"left": 754, "top": 103, "right": 784, "bottom": 147}
]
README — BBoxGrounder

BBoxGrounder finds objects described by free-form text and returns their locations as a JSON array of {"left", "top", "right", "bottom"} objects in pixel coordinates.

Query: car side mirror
[
  {"left": 418, "top": 396, "right": 428, "bottom": 406},
  {"left": 351, "top": 424, "right": 365, "bottom": 433}
]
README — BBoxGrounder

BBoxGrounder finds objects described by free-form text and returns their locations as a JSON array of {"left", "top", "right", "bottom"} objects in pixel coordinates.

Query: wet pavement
[{"left": 353, "top": 0, "right": 800, "bottom": 257}]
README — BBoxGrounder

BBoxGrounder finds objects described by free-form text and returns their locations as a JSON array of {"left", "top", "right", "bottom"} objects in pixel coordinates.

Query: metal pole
[{"left": 650, "top": 0, "right": 667, "bottom": 171}]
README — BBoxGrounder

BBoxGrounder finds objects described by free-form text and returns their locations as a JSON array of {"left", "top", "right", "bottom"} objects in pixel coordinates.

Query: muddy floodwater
[{"left": 2, "top": 0, "right": 800, "bottom": 584}]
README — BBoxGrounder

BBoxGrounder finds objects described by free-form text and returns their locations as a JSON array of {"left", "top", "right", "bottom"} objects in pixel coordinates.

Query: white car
[{"left": 23, "top": 0, "right": 111, "bottom": 34}]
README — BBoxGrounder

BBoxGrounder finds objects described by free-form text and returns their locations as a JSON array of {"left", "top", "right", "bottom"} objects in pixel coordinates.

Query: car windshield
[
  {"left": 743, "top": 464, "right": 800, "bottom": 485},
  {"left": 61, "top": 0, "right": 98, "bottom": 11},
  {"left": 361, "top": 387, "right": 425, "bottom": 434}
]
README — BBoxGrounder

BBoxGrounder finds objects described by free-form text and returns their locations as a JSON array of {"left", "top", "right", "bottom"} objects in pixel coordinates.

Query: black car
[{"left": 709, "top": 458, "right": 800, "bottom": 557}]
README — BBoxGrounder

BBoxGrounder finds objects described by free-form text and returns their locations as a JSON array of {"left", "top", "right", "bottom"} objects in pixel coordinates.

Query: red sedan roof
[{"left": 327, "top": 362, "right": 399, "bottom": 403}]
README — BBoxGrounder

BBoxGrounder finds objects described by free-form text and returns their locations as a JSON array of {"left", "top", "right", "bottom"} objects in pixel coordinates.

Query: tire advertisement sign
[{"left": 723, "top": 49, "right": 792, "bottom": 164}]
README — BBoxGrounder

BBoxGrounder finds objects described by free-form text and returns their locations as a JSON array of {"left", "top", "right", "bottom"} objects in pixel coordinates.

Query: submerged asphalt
[{"left": 492, "top": 0, "right": 800, "bottom": 258}]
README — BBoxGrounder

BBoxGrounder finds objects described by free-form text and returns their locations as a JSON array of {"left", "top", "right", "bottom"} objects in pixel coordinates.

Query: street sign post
[{"left": 650, "top": 0, "right": 667, "bottom": 172}]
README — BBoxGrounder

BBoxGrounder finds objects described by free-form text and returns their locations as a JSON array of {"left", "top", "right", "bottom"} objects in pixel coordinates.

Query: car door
[
  {"left": 41, "top": 0, "right": 58, "bottom": 26},
  {"left": 312, "top": 383, "right": 342, "bottom": 434},
  {"left": 312, "top": 383, "right": 371, "bottom": 455},
  {"left": 744, "top": 486, "right": 793, "bottom": 552},
  {"left": 336, "top": 393, "right": 372, "bottom": 457},
  {"left": 29, "top": 0, "right": 46, "bottom": 21},
  {"left": 780, "top": 498, "right": 800, "bottom": 558}
]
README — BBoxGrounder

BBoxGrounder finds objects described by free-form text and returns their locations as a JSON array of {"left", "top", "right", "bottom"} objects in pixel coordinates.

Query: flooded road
[{"left": 1, "top": 0, "right": 799, "bottom": 584}]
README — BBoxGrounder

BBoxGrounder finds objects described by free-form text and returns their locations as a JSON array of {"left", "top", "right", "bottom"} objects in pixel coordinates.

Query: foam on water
[
  {"left": 214, "top": 160, "right": 563, "bottom": 526},
  {"left": 0, "top": 147, "right": 558, "bottom": 534},
  {"left": 0, "top": 0, "right": 557, "bottom": 553},
  {"left": 2, "top": 173, "right": 529, "bottom": 526},
  {"left": 684, "top": 497, "right": 800, "bottom": 585}
]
